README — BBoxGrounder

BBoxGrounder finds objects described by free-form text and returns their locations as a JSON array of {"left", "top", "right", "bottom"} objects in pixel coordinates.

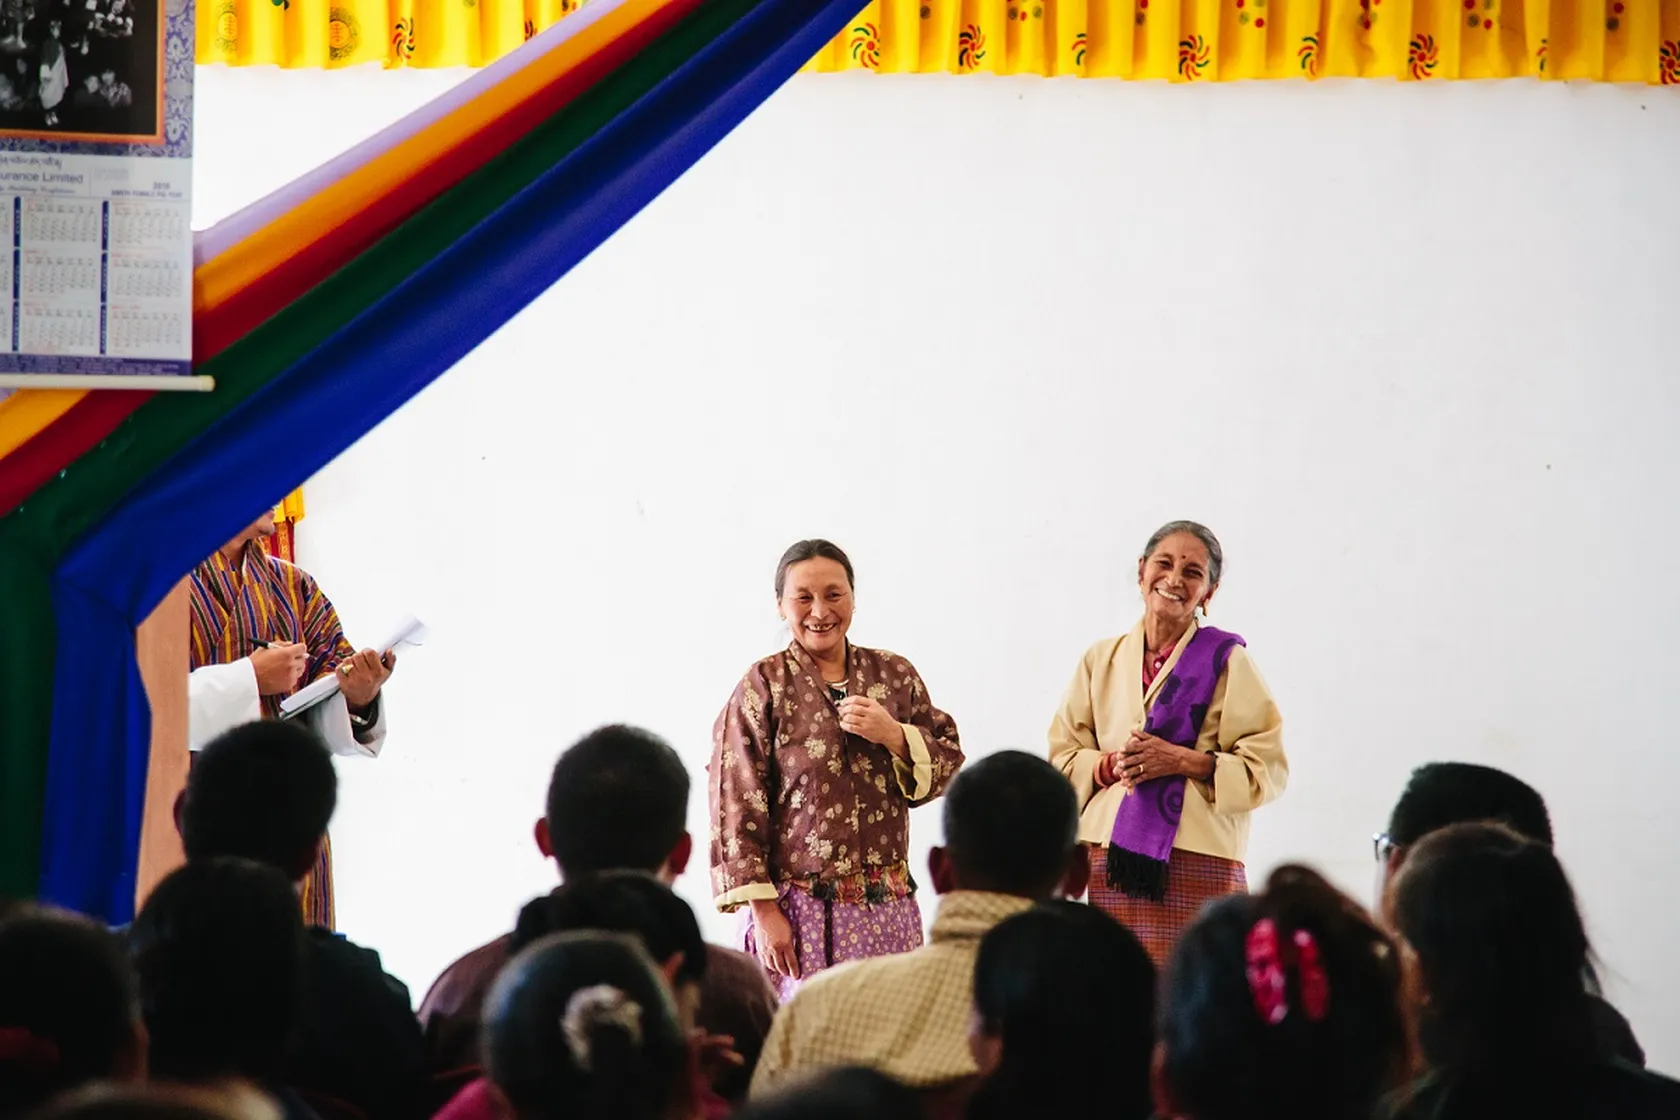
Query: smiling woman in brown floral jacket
[{"left": 709, "top": 539, "right": 965, "bottom": 1000}]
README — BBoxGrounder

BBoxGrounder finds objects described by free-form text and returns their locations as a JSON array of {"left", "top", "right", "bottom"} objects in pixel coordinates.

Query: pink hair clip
[
  {"left": 1245, "top": 918, "right": 1289, "bottom": 1025},
  {"left": 1293, "top": 929, "right": 1330, "bottom": 1022},
  {"left": 1245, "top": 920, "right": 1333, "bottom": 1026}
]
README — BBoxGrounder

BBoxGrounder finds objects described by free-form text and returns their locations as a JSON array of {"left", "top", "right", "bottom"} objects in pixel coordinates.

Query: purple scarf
[{"left": 1106, "top": 625, "right": 1245, "bottom": 901}]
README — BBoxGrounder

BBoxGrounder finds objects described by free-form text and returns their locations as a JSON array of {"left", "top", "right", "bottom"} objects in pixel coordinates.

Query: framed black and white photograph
[{"left": 0, "top": 0, "right": 161, "bottom": 143}]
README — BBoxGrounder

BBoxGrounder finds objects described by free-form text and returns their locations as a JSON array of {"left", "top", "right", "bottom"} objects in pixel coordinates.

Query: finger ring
[{"left": 340, "top": 663, "right": 354, "bottom": 674}]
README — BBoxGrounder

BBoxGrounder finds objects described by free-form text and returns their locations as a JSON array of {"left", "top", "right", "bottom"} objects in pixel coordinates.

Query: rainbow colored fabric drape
[
  {"left": 0, "top": 0, "right": 864, "bottom": 920},
  {"left": 200, "top": 0, "right": 1680, "bottom": 82}
]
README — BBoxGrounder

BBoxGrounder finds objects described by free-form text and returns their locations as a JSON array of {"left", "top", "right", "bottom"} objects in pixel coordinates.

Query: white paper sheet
[{"left": 278, "top": 615, "right": 428, "bottom": 719}]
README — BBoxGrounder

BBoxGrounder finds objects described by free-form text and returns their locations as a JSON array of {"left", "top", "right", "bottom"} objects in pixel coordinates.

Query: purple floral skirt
[{"left": 741, "top": 884, "right": 924, "bottom": 1001}]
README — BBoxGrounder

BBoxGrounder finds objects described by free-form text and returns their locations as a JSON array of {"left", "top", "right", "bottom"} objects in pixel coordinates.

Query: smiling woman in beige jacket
[{"left": 1048, "top": 520, "right": 1287, "bottom": 963}]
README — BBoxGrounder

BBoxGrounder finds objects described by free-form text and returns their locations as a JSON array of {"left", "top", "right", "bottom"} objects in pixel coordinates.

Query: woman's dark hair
[
  {"left": 511, "top": 871, "right": 719, "bottom": 1097},
  {"left": 483, "top": 931, "right": 689, "bottom": 1120},
  {"left": 773, "top": 540, "right": 854, "bottom": 597},
  {"left": 732, "top": 1067, "right": 923, "bottom": 1120},
  {"left": 1142, "top": 521, "right": 1224, "bottom": 587},
  {"left": 1159, "top": 865, "right": 1407, "bottom": 1120},
  {"left": 968, "top": 901, "right": 1155, "bottom": 1120},
  {"left": 0, "top": 906, "right": 140, "bottom": 1116},
  {"left": 129, "top": 857, "right": 305, "bottom": 1084},
  {"left": 511, "top": 870, "right": 708, "bottom": 990},
  {"left": 1391, "top": 822, "right": 1596, "bottom": 1071}
]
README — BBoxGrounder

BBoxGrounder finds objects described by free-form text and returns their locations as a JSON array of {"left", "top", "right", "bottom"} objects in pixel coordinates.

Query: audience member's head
[
  {"left": 31, "top": 1081, "right": 283, "bottom": 1120},
  {"left": 0, "top": 906, "right": 146, "bottom": 1116},
  {"left": 510, "top": 871, "right": 708, "bottom": 1029},
  {"left": 930, "top": 750, "right": 1085, "bottom": 899},
  {"left": 177, "top": 720, "right": 337, "bottom": 884},
  {"left": 1379, "top": 765, "right": 1647, "bottom": 1070},
  {"left": 129, "top": 858, "right": 305, "bottom": 1086},
  {"left": 1377, "top": 762, "right": 1551, "bottom": 899},
  {"left": 538, "top": 725, "right": 692, "bottom": 882},
  {"left": 483, "top": 931, "right": 694, "bottom": 1120},
  {"left": 967, "top": 901, "right": 1155, "bottom": 1120},
  {"left": 1390, "top": 821, "right": 1597, "bottom": 1073},
  {"left": 223, "top": 510, "right": 278, "bottom": 555},
  {"left": 731, "top": 1067, "right": 923, "bottom": 1120},
  {"left": 1157, "top": 865, "right": 1407, "bottom": 1120}
]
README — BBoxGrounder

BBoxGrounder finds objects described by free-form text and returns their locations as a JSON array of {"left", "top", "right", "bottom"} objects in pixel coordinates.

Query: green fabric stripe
[{"left": 0, "top": 0, "right": 752, "bottom": 900}]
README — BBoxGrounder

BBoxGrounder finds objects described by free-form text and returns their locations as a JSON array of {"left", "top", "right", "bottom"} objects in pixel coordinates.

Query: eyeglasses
[{"left": 1372, "top": 832, "right": 1401, "bottom": 864}]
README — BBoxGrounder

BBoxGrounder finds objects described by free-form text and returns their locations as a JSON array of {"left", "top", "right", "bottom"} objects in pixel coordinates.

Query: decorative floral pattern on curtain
[
  {"left": 810, "top": 0, "right": 1680, "bottom": 80},
  {"left": 196, "top": 0, "right": 581, "bottom": 66},
  {"left": 198, "top": 0, "right": 1680, "bottom": 79}
]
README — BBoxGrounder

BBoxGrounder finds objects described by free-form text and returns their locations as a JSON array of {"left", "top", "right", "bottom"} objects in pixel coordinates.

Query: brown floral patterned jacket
[{"left": 709, "top": 643, "right": 964, "bottom": 911}]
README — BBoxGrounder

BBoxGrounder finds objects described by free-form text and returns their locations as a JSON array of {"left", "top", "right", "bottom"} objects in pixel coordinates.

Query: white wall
[{"left": 195, "top": 69, "right": 1680, "bottom": 1069}]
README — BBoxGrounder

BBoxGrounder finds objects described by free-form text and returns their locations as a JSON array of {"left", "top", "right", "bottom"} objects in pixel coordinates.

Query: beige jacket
[{"left": 1048, "top": 618, "right": 1287, "bottom": 862}]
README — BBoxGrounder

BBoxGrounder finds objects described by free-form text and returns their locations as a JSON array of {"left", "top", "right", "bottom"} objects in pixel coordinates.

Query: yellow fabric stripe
[
  {"left": 276, "top": 489, "right": 306, "bottom": 524},
  {"left": 0, "top": 390, "right": 87, "bottom": 458},
  {"left": 196, "top": 0, "right": 673, "bottom": 315}
]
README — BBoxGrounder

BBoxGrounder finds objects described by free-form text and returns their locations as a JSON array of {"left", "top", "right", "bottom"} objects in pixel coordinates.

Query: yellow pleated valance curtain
[
  {"left": 200, "top": 0, "right": 1680, "bottom": 80},
  {"left": 813, "top": 0, "right": 1680, "bottom": 81},
  {"left": 196, "top": 0, "right": 581, "bottom": 67}
]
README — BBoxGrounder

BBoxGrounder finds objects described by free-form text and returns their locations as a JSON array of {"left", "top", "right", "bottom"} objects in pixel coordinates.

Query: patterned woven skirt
[
  {"left": 1087, "top": 844, "right": 1246, "bottom": 966},
  {"left": 298, "top": 832, "right": 335, "bottom": 930},
  {"left": 742, "top": 885, "right": 923, "bottom": 1002}
]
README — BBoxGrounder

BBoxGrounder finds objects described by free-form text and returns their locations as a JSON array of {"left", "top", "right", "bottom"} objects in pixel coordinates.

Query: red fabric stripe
[
  {"left": 0, "top": 392, "right": 155, "bottom": 517},
  {"left": 263, "top": 522, "right": 295, "bottom": 564}
]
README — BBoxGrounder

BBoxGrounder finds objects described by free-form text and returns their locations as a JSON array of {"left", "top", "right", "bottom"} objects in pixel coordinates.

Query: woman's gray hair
[{"left": 1141, "top": 521, "right": 1224, "bottom": 587}]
